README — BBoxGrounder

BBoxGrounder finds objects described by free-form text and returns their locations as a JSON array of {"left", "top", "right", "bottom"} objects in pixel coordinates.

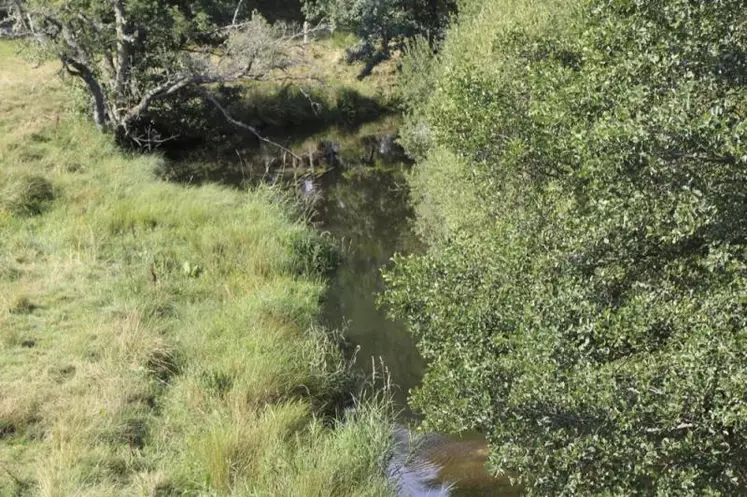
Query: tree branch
[
  {"left": 11, "top": 0, "right": 30, "bottom": 32},
  {"left": 60, "top": 55, "right": 109, "bottom": 130},
  {"left": 199, "top": 89, "right": 302, "bottom": 161},
  {"left": 121, "top": 75, "right": 201, "bottom": 130},
  {"left": 111, "top": 0, "right": 133, "bottom": 106},
  {"left": 232, "top": 0, "right": 245, "bottom": 26}
]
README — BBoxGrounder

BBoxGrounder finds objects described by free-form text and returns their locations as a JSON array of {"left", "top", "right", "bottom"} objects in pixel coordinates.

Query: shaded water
[
  {"left": 168, "top": 119, "right": 520, "bottom": 495},
  {"left": 312, "top": 167, "right": 424, "bottom": 408},
  {"left": 308, "top": 158, "right": 521, "bottom": 496}
]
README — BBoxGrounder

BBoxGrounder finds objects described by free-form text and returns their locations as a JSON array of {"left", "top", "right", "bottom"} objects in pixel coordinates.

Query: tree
[
  {"left": 15, "top": 0, "right": 318, "bottom": 146},
  {"left": 384, "top": 0, "right": 747, "bottom": 494},
  {"left": 303, "top": 0, "right": 455, "bottom": 78},
  {"left": 1, "top": 0, "right": 31, "bottom": 36}
]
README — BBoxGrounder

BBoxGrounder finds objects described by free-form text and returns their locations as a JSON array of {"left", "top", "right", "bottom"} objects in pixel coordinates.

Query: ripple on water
[{"left": 388, "top": 428, "right": 522, "bottom": 497}]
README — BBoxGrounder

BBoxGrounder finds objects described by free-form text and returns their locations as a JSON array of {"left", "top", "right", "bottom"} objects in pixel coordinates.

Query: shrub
[{"left": 385, "top": 0, "right": 747, "bottom": 494}]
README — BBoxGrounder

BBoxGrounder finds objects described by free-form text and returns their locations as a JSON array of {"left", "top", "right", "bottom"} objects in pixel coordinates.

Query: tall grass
[{"left": 0, "top": 41, "right": 394, "bottom": 497}]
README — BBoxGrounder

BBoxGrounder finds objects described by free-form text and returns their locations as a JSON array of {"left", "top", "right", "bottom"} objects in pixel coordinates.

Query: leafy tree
[
  {"left": 384, "top": 0, "right": 747, "bottom": 494},
  {"left": 303, "top": 0, "right": 455, "bottom": 78},
  {"left": 14, "top": 0, "right": 308, "bottom": 145}
]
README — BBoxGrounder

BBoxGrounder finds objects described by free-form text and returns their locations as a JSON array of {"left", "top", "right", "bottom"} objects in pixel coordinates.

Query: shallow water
[
  {"left": 312, "top": 167, "right": 424, "bottom": 408},
  {"left": 389, "top": 429, "right": 522, "bottom": 497},
  {"left": 310, "top": 164, "right": 521, "bottom": 496}
]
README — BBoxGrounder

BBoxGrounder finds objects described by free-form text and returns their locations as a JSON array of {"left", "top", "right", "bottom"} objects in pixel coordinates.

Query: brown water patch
[{"left": 390, "top": 429, "right": 521, "bottom": 497}]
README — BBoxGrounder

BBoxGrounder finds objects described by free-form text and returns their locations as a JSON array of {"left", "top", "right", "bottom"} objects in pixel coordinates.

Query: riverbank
[{"left": 0, "top": 41, "right": 394, "bottom": 496}]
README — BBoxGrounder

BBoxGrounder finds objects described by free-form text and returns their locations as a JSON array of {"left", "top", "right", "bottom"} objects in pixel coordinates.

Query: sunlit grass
[{"left": 0, "top": 40, "right": 394, "bottom": 497}]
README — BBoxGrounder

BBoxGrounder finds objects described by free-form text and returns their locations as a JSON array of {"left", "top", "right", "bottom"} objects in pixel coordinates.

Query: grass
[{"left": 0, "top": 41, "right": 394, "bottom": 497}]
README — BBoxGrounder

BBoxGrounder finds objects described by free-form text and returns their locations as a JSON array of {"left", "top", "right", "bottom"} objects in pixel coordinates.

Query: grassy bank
[{"left": 0, "top": 41, "right": 394, "bottom": 497}]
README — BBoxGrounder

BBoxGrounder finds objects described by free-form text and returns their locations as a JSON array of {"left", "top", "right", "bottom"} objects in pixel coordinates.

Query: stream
[
  {"left": 304, "top": 142, "right": 521, "bottom": 497},
  {"left": 166, "top": 122, "right": 521, "bottom": 496}
]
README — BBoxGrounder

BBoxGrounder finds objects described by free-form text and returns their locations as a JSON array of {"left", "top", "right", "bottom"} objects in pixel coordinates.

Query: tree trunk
[
  {"left": 112, "top": 0, "right": 132, "bottom": 106},
  {"left": 62, "top": 56, "right": 109, "bottom": 131},
  {"left": 82, "top": 71, "right": 110, "bottom": 131}
]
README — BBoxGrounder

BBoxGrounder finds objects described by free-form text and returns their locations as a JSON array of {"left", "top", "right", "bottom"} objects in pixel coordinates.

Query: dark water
[
  {"left": 308, "top": 162, "right": 522, "bottom": 497},
  {"left": 312, "top": 167, "right": 424, "bottom": 408}
]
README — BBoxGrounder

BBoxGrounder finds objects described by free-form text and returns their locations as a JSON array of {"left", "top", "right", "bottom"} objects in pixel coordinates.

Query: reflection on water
[
  {"left": 313, "top": 167, "right": 424, "bottom": 408},
  {"left": 311, "top": 163, "right": 520, "bottom": 496}
]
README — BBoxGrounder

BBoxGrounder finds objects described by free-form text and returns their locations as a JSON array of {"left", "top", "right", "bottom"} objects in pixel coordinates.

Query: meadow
[{"left": 0, "top": 41, "right": 394, "bottom": 497}]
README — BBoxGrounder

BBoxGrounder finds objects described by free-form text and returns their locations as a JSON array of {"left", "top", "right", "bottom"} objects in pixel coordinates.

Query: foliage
[
  {"left": 17, "top": 0, "right": 299, "bottom": 145},
  {"left": 396, "top": 35, "right": 437, "bottom": 113},
  {"left": 384, "top": 0, "right": 747, "bottom": 494},
  {"left": 303, "top": 0, "right": 456, "bottom": 78},
  {"left": 0, "top": 41, "right": 394, "bottom": 497}
]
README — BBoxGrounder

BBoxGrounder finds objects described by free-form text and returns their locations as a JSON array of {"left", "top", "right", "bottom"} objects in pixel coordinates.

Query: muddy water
[{"left": 309, "top": 160, "right": 521, "bottom": 496}]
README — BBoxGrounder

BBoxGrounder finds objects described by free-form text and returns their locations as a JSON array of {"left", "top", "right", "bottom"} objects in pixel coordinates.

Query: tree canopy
[
  {"left": 14, "top": 0, "right": 308, "bottom": 145},
  {"left": 303, "top": 0, "right": 455, "bottom": 78},
  {"left": 385, "top": 0, "right": 747, "bottom": 494}
]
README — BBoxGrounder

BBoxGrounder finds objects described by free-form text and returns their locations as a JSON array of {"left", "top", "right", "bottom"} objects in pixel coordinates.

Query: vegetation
[
  {"left": 9, "top": 0, "right": 319, "bottom": 147},
  {"left": 303, "top": 0, "right": 456, "bottom": 78},
  {"left": 9, "top": 0, "right": 747, "bottom": 493},
  {"left": 0, "top": 42, "right": 394, "bottom": 497},
  {"left": 385, "top": 0, "right": 747, "bottom": 494}
]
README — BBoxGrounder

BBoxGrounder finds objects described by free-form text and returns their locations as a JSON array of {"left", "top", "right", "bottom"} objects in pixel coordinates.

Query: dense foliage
[
  {"left": 384, "top": 0, "right": 747, "bottom": 494},
  {"left": 303, "top": 0, "right": 455, "bottom": 77}
]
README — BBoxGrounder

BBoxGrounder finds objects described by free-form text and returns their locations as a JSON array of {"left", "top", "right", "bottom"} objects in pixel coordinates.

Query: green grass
[{"left": 0, "top": 41, "right": 394, "bottom": 497}]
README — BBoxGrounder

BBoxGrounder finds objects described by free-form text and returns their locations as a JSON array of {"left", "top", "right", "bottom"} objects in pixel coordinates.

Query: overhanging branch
[{"left": 199, "top": 89, "right": 302, "bottom": 161}]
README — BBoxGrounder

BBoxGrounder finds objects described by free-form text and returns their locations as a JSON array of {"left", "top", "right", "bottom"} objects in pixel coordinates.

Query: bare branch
[
  {"left": 214, "top": 17, "right": 329, "bottom": 37},
  {"left": 121, "top": 75, "right": 200, "bottom": 129},
  {"left": 199, "top": 89, "right": 302, "bottom": 161},
  {"left": 293, "top": 84, "right": 322, "bottom": 115},
  {"left": 232, "top": 0, "right": 245, "bottom": 26},
  {"left": 279, "top": 20, "right": 331, "bottom": 42}
]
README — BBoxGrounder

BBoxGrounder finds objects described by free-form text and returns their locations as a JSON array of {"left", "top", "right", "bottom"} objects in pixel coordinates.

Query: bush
[{"left": 384, "top": 0, "right": 747, "bottom": 494}]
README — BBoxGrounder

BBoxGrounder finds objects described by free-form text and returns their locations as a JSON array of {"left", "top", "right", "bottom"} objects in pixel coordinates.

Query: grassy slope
[{"left": 0, "top": 42, "right": 393, "bottom": 497}]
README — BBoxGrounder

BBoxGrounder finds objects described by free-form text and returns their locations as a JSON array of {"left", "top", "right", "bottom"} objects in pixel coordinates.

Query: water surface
[
  {"left": 309, "top": 161, "right": 521, "bottom": 496},
  {"left": 313, "top": 167, "right": 424, "bottom": 408}
]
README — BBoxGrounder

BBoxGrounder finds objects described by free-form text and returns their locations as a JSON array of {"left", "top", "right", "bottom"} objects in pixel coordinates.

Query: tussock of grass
[
  {"left": 0, "top": 174, "right": 55, "bottom": 216},
  {"left": 0, "top": 41, "right": 394, "bottom": 497}
]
